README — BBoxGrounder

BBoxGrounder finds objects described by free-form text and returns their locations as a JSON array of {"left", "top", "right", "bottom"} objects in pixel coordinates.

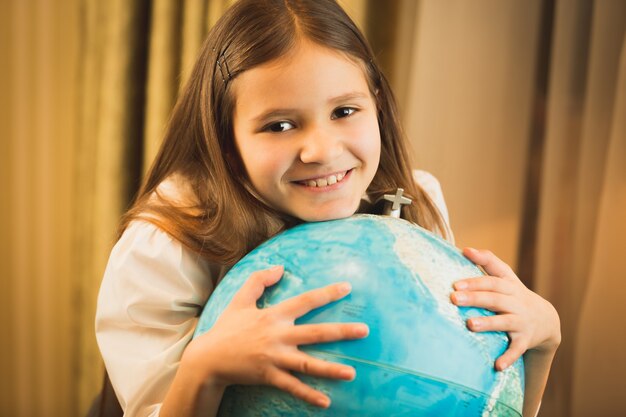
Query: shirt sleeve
[
  {"left": 95, "top": 221, "right": 214, "bottom": 417},
  {"left": 413, "top": 169, "right": 455, "bottom": 243}
]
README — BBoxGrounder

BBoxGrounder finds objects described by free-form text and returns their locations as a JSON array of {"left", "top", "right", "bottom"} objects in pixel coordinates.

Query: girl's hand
[
  {"left": 450, "top": 248, "right": 561, "bottom": 371},
  {"left": 185, "top": 265, "right": 369, "bottom": 408}
]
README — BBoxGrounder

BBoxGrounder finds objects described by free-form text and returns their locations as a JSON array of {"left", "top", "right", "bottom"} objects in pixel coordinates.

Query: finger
[
  {"left": 495, "top": 338, "right": 527, "bottom": 371},
  {"left": 276, "top": 282, "right": 352, "bottom": 318},
  {"left": 285, "top": 322, "right": 369, "bottom": 345},
  {"left": 267, "top": 368, "right": 331, "bottom": 408},
  {"left": 451, "top": 290, "right": 517, "bottom": 313},
  {"left": 466, "top": 314, "right": 523, "bottom": 333},
  {"left": 453, "top": 276, "right": 515, "bottom": 295},
  {"left": 277, "top": 351, "right": 356, "bottom": 381},
  {"left": 463, "top": 247, "right": 515, "bottom": 279},
  {"left": 231, "top": 266, "right": 284, "bottom": 308}
]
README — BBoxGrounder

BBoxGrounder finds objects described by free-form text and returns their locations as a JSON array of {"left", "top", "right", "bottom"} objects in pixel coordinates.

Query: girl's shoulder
[
  {"left": 111, "top": 219, "right": 214, "bottom": 286},
  {"left": 412, "top": 170, "right": 449, "bottom": 221},
  {"left": 412, "top": 170, "right": 454, "bottom": 242},
  {"left": 111, "top": 171, "right": 223, "bottom": 291},
  {"left": 149, "top": 172, "right": 199, "bottom": 209},
  {"left": 412, "top": 169, "right": 442, "bottom": 195},
  {"left": 412, "top": 169, "right": 438, "bottom": 183}
]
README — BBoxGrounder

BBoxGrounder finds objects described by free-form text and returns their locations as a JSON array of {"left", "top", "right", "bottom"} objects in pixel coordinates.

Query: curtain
[
  {"left": 570, "top": 35, "right": 626, "bottom": 416},
  {"left": 534, "top": 1, "right": 626, "bottom": 416},
  {"left": 1, "top": 0, "right": 80, "bottom": 415},
  {"left": 1, "top": 0, "right": 624, "bottom": 416}
]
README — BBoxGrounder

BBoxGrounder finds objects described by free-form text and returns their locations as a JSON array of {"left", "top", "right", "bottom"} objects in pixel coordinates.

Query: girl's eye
[
  {"left": 266, "top": 121, "right": 295, "bottom": 133},
  {"left": 331, "top": 107, "right": 356, "bottom": 120}
]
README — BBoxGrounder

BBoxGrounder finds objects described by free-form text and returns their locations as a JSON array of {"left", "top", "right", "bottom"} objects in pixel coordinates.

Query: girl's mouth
[{"left": 296, "top": 169, "right": 352, "bottom": 188}]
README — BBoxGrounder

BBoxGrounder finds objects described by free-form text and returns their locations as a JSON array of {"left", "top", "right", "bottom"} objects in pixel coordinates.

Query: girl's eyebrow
[
  {"left": 327, "top": 91, "right": 370, "bottom": 104},
  {"left": 251, "top": 91, "right": 370, "bottom": 124},
  {"left": 252, "top": 109, "right": 297, "bottom": 125}
]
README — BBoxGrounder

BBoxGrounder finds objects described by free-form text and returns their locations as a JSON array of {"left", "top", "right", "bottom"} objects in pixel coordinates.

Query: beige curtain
[
  {"left": 534, "top": 1, "right": 626, "bottom": 416},
  {"left": 1, "top": 0, "right": 624, "bottom": 416},
  {"left": 1, "top": 0, "right": 80, "bottom": 415},
  {"left": 570, "top": 36, "right": 626, "bottom": 417}
]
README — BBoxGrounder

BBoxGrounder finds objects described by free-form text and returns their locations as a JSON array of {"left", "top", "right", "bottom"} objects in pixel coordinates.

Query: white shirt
[{"left": 95, "top": 170, "right": 452, "bottom": 417}]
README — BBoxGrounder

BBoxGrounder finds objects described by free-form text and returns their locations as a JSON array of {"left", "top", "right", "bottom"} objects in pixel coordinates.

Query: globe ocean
[{"left": 193, "top": 214, "right": 524, "bottom": 416}]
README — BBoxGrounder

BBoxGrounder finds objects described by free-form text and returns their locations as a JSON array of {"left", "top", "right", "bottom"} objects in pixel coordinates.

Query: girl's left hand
[{"left": 450, "top": 247, "right": 561, "bottom": 371}]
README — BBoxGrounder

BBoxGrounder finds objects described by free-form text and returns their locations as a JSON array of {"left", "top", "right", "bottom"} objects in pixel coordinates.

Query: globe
[{"left": 193, "top": 214, "right": 524, "bottom": 416}]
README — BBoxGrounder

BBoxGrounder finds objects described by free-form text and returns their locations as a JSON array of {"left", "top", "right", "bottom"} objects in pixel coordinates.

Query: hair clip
[{"left": 215, "top": 48, "right": 232, "bottom": 85}]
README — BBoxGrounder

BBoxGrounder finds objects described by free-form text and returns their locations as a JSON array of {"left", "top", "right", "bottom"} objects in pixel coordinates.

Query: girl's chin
[
  {"left": 292, "top": 205, "right": 359, "bottom": 223},
  {"left": 299, "top": 214, "right": 354, "bottom": 223}
]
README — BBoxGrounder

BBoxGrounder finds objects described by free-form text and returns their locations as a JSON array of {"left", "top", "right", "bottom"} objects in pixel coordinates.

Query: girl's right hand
[{"left": 184, "top": 265, "right": 369, "bottom": 409}]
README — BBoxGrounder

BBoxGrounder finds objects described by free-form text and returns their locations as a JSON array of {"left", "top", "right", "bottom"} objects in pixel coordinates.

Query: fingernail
[
  {"left": 355, "top": 324, "right": 369, "bottom": 337},
  {"left": 469, "top": 318, "right": 481, "bottom": 330},
  {"left": 339, "top": 282, "right": 352, "bottom": 293},
  {"left": 453, "top": 292, "right": 467, "bottom": 304},
  {"left": 317, "top": 397, "right": 330, "bottom": 408},
  {"left": 340, "top": 367, "right": 356, "bottom": 380},
  {"left": 454, "top": 281, "right": 468, "bottom": 290},
  {"left": 269, "top": 265, "right": 283, "bottom": 272},
  {"left": 466, "top": 247, "right": 478, "bottom": 255}
]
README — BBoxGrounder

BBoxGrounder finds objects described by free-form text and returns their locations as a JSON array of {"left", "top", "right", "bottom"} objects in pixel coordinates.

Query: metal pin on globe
[{"left": 381, "top": 188, "right": 412, "bottom": 217}]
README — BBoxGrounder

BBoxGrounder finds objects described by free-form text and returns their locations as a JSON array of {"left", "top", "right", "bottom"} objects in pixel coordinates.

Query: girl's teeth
[{"left": 303, "top": 171, "right": 347, "bottom": 187}]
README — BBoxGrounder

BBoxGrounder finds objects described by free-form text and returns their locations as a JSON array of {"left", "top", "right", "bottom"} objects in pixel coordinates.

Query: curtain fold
[
  {"left": 76, "top": 0, "right": 150, "bottom": 411},
  {"left": 142, "top": 0, "right": 244, "bottom": 173},
  {"left": 142, "top": 0, "right": 182, "bottom": 172},
  {"left": 571, "top": 33, "right": 626, "bottom": 416},
  {"left": 534, "top": 1, "right": 626, "bottom": 415},
  {"left": 1, "top": 0, "right": 80, "bottom": 415}
]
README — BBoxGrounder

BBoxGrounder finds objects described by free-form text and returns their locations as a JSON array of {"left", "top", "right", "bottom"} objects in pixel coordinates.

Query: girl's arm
[
  {"left": 522, "top": 346, "right": 558, "bottom": 416},
  {"left": 96, "top": 221, "right": 215, "bottom": 417},
  {"left": 450, "top": 248, "right": 561, "bottom": 417},
  {"left": 160, "top": 358, "right": 225, "bottom": 417},
  {"left": 160, "top": 266, "right": 369, "bottom": 417}
]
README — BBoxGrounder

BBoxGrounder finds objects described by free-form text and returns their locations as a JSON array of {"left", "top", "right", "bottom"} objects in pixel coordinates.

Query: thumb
[{"left": 230, "top": 265, "right": 284, "bottom": 308}]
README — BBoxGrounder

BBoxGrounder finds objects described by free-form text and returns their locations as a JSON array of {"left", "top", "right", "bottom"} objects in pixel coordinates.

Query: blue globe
[{"left": 193, "top": 214, "right": 524, "bottom": 416}]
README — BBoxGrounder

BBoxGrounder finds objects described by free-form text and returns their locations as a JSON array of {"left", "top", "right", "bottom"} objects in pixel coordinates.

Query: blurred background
[{"left": 0, "top": 0, "right": 624, "bottom": 416}]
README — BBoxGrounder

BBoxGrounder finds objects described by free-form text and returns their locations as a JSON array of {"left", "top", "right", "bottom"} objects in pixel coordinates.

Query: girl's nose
[{"left": 299, "top": 128, "right": 344, "bottom": 164}]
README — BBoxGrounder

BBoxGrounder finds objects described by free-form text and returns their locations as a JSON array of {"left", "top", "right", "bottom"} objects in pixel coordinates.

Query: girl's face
[{"left": 232, "top": 40, "right": 381, "bottom": 222}]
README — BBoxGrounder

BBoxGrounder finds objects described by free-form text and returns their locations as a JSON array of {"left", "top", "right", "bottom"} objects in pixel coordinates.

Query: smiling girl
[{"left": 95, "top": 1, "right": 560, "bottom": 416}]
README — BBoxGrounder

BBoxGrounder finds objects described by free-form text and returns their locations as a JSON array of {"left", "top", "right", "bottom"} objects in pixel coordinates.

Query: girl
[{"left": 95, "top": 0, "right": 561, "bottom": 416}]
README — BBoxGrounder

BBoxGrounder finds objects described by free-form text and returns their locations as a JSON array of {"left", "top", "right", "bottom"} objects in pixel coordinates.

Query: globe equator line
[{"left": 305, "top": 348, "right": 518, "bottom": 411}]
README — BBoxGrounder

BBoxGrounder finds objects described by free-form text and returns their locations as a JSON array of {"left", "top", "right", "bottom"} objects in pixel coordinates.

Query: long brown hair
[{"left": 120, "top": 0, "right": 449, "bottom": 266}]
